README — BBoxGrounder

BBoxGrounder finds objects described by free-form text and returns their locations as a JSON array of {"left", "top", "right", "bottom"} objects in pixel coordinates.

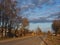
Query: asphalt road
[{"left": 0, "top": 36, "right": 46, "bottom": 45}]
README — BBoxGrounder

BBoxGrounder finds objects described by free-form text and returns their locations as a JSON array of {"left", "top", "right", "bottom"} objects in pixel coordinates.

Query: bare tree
[{"left": 0, "top": 0, "right": 20, "bottom": 38}]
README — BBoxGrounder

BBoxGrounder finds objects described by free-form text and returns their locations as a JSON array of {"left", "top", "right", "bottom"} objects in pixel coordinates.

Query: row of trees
[{"left": 0, "top": 0, "right": 29, "bottom": 38}]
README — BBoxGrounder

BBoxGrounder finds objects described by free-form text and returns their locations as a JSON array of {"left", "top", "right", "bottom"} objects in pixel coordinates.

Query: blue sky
[
  {"left": 17, "top": 0, "right": 60, "bottom": 22},
  {"left": 17, "top": 0, "right": 60, "bottom": 31}
]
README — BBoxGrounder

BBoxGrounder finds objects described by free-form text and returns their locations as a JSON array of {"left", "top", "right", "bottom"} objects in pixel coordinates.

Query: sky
[{"left": 17, "top": 0, "right": 60, "bottom": 31}]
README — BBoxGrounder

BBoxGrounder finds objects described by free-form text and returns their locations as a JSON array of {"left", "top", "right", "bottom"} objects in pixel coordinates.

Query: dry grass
[{"left": 45, "top": 35, "right": 60, "bottom": 45}]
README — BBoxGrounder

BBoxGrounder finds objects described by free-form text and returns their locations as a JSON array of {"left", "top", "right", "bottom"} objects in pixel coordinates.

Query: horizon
[{"left": 29, "top": 22, "right": 52, "bottom": 32}]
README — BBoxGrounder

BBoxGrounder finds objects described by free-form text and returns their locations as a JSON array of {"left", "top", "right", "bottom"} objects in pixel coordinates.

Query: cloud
[
  {"left": 18, "top": 0, "right": 57, "bottom": 14},
  {"left": 48, "top": 11, "right": 60, "bottom": 19},
  {"left": 17, "top": 0, "right": 60, "bottom": 23},
  {"left": 32, "top": 0, "right": 49, "bottom": 5},
  {"left": 29, "top": 11, "right": 60, "bottom": 23},
  {"left": 29, "top": 16, "right": 51, "bottom": 23},
  {"left": 20, "top": 4, "right": 35, "bottom": 10},
  {"left": 47, "top": 12, "right": 60, "bottom": 18},
  {"left": 20, "top": 0, "right": 55, "bottom": 10}
]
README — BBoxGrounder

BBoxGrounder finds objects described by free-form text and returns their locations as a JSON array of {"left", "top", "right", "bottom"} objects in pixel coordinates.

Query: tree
[
  {"left": 52, "top": 20, "right": 60, "bottom": 35},
  {"left": 22, "top": 18, "right": 29, "bottom": 27},
  {"left": 14, "top": 16, "right": 22, "bottom": 37},
  {"left": 36, "top": 27, "right": 42, "bottom": 35},
  {"left": 0, "top": 0, "right": 29, "bottom": 38},
  {"left": 47, "top": 30, "right": 52, "bottom": 36},
  {"left": 0, "top": 0, "right": 20, "bottom": 38},
  {"left": 22, "top": 18, "right": 29, "bottom": 35}
]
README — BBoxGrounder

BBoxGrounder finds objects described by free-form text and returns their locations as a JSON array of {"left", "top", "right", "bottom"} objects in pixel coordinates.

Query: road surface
[{"left": 0, "top": 36, "right": 47, "bottom": 45}]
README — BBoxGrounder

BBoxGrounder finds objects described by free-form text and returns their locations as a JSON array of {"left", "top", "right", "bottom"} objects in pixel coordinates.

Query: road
[{"left": 0, "top": 36, "right": 47, "bottom": 45}]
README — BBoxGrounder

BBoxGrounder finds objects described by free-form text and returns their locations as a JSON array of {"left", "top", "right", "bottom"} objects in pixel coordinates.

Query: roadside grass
[
  {"left": 0, "top": 37, "right": 14, "bottom": 41},
  {"left": 46, "top": 35, "right": 60, "bottom": 45},
  {"left": 0, "top": 35, "right": 34, "bottom": 43}
]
